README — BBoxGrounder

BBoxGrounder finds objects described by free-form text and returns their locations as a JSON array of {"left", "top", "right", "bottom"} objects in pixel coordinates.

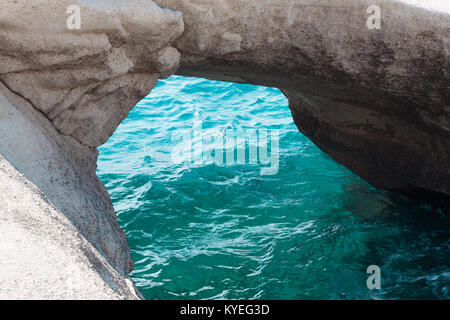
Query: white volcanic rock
[
  {"left": 0, "top": 0, "right": 183, "bottom": 299},
  {"left": 0, "top": 155, "right": 141, "bottom": 299},
  {"left": 0, "top": 0, "right": 183, "bottom": 147}
]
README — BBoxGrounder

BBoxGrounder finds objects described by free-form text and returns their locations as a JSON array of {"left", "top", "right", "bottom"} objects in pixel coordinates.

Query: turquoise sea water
[{"left": 97, "top": 76, "right": 449, "bottom": 300}]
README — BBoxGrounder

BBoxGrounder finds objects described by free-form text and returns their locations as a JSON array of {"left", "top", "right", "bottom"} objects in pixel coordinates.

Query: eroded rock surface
[
  {"left": 155, "top": 0, "right": 450, "bottom": 195},
  {"left": 0, "top": 0, "right": 183, "bottom": 298},
  {"left": 0, "top": 0, "right": 448, "bottom": 299},
  {"left": 0, "top": 155, "right": 141, "bottom": 299},
  {"left": 0, "top": 0, "right": 183, "bottom": 147}
]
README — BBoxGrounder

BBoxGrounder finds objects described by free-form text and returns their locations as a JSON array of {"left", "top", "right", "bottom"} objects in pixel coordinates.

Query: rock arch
[{"left": 0, "top": 0, "right": 448, "bottom": 298}]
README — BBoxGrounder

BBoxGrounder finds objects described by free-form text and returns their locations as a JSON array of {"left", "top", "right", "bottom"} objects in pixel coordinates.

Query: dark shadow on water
[{"left": 341, "top": 182, "right": 449, "bottom": 299}]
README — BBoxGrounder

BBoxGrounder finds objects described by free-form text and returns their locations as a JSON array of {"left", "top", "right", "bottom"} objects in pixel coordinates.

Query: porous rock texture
[
  {"left": 0, "top": 0, "right": 183, "bottom": 299},
  {"left": 0, "top": 0, "right": 448, "bottom": 299},
  {"left": 0, "top": 155, "right": 141, "bottom": 299}
]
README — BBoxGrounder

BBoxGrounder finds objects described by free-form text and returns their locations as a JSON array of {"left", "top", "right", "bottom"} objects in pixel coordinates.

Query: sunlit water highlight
[{"left": 97, "top": 76, "right": 449, "bottom": 300}]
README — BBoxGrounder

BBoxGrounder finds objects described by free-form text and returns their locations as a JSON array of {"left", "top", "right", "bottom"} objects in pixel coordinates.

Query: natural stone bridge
[{"left": 0, "top": 0, "right": 448, "bottom": 298}]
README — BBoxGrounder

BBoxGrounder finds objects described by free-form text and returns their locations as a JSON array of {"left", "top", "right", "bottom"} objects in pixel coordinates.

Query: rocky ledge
[{"left": 0, "top": 0, "right": 448, "bottom": 299}]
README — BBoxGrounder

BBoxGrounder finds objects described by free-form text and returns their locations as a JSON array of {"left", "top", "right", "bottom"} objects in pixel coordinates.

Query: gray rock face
[
  {"left": 0, "top": 0, "right": 448, "bottom": 299},
  {"left": 0, "top": 0, "right": 183, "bottom": 148},
  {"left": 0, "top": 80, "right": 135, "bottom": 274},
  {"left": 155, "top": 0, "right": 450, "bottom": 195},
  {"left": 0, "top": 0, "right": 183, "bottom": 298},
  {"left": 0, "top": 155, "right": 141, "bottom": 299}
]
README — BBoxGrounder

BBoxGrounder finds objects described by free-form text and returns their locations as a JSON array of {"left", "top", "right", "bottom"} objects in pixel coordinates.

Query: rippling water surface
[{"left": 97, "top": 76, "right": 449, "bottom": 300}]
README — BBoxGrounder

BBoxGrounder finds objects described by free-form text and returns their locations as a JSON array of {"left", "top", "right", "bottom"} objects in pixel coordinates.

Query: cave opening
[{"left": 96, "top": 75, "right": 449, "bottom": 300}]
